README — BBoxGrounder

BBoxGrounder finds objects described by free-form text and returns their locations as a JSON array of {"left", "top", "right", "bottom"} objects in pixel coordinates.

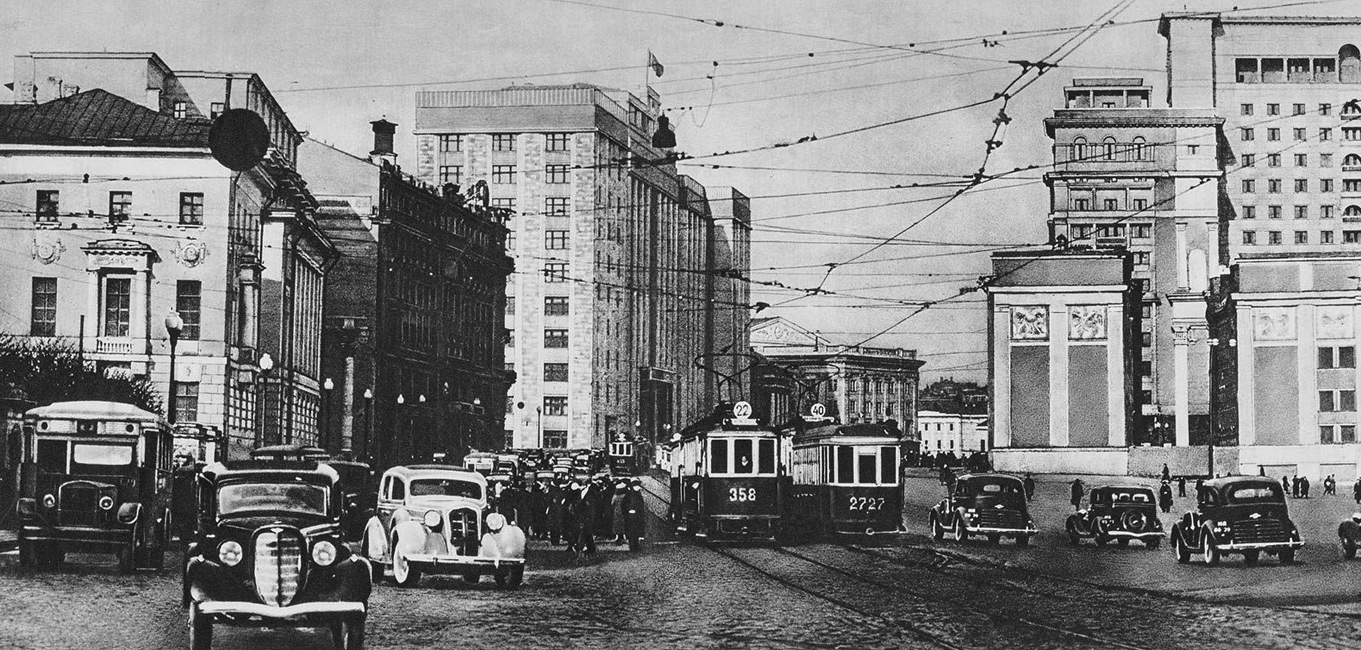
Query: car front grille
[
  {"left": 253, "top": 528, "right": 303, "bottom": 606},
  {"left": 977, "top": 509, "right": 1024, "bottom": 529},
  {"left": 1231, "top": 517, "right": 1288, "bottom": 544},
  {"left": 447, "top": 508, "right": 479, "bottom": 554},
  {"left": 58, "top": 482, "right": 106, "bottom": 527}
]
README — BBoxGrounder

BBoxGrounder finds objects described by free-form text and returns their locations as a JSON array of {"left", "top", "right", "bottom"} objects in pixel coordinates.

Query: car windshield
[
  {"left": 72, "top": 444, "right": 134, "bottom": 466},
  {"left": 409, "top": 478, "right": 482, "bottom": 500},
  {"left": 1105, "top": 490, "right": 1153, "bottom": 504},
  {"left": 959, "top": 479, "right": 1025, "bottom": 503},
  {"left": 218, "top": 481, "right": 329, "bottom": 517},
  {"left": 1225, "top": 483, "right": 1285, "bottom": 504}
]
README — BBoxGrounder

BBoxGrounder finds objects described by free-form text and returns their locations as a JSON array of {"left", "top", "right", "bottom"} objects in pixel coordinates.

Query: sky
[{"left": 5, "top": 0, "right": 1360, "bottom": 384}]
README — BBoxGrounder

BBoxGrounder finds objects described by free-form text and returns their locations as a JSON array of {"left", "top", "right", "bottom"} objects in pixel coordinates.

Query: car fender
[
  {"left": 391, "top": 519, "right": 432, "bottom": 557},
  {"left": 480, "top": 524, "right": 527, "bottom": 561},
  {"left": 362, "top": 517, "right": 388, "bottom": 562},
  {"left": 953, "top": 507, "right": 972, "bottom": 531},
  {"left": 1170, "top": 522, "right": 1186, "bottom": 547}
]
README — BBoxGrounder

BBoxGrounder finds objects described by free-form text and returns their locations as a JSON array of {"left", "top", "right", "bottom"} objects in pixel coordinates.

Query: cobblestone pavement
[{"left": 1, "top": 474, "right": 1360, "bottom": 649}]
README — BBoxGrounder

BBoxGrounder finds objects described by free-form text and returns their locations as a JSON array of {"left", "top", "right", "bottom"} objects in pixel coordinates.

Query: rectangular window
[
  {"left": 1242, "top": 179, "right": 1255, "bottom": 193},
  {"left": 1241, "top": 128, "right": 1254, "bottom": 141},
  {"left": 1268, "top": 231, "right": 1282, "bottom": 245},
  {"left": 491, "top": 197, "right": 516, "bottom": 211},
  {"left": 439, "top": 165, "right": 463, "bottom": 185},
  {"left": 1296, "top": 205, "right": 1309, "bottom": 219},
  {"left": 759, "top": 439, "right": 776, "bottom": 475},
  {"left": 544, "top": 296, "right": 569, "bottom": 316},
  {"left": 1295, "top": 153, "right": 1308, "bottom": 167},
  {"left": 1142, "top": 331, "right": 1152, "bottom": 347},
  {"left": 1295, "top": 179, "right": 1308, "bottom": 193},
  {"left": 544, "top": 328, "right": 568, "bottom": 348},
  {"left": 543, "top": 363, "right": 569, "bottom": 382},
  {"left": 1322, "top": 425, "right": 1336, "bottom": 444},
  {"left": 210, "top": 102, "right": 225, "bottom": 120},
  {"left": 545, "top": 165, "right": 569, "bottom": 184},
  {"left": 1347, "top": 231, "right": 1361, "bottom": 244},
  {"left": 30, "top": 277, "right": 56, "bottom": 336},
  {"left": 1131, "top": 224, "right": 1151, "bottom": 238},
  {"left": 108, "top": 191, "right": 131, "bottom": 222},
  {"left": 1322, "top": 205, "right": 1335, "bottom": 219},
  {"left": 1241, "top": 103, "right": 1254, "bottom": 116},
  {"left": 1345, "top": 128, "right": 1361, "bottom": 141},
  {"left": 35, "top": 190, "right": 59, "bottom": 222},
  {"left": 1242, "top": 231, "right": 1257, "bottom": 245},
  {"left": 1321, "top": 128, "right": 1333, "bottom": 141},
  {"left": 1322, "top": 103, "right": 1333, "bottom": 116},
  {"left": 1134, "top": 251, "right": 1150, "bottom": 266},
  {"left": 544, "top": 396, "right": 567, "bottom": 416},
  {"left": 173, "top": 101, "right": 187, "bottom": 119},
  {"left": 102, "top": 277, "right": 131, "bottom": 337},
  {"left": 1269, "top": 205, "right": 1282, "bottom": 219},
  {"left": 1322, "top": 153, "right": 1334, "bottom": 168},
  {"left": 179, "top": 192, "right": 204, "bottom": 225},
  {"left": 1322, "top": 390, "right": 1336, "bottom": 412},
  {"left": 492, "top": 134, "right": 516, "bottom": 151},
  {"left": 544, "top": 430, "right": 567, "bottom": 449},
  {"left": 439, "top": 134, "right": 463, "bottom": 152},
  {"left": 1242, "top": 154, "right": 1255, "bottom": 167},
  {"left": 175, "top": 382, "right": 199, "bottom": 423},
  {"left": 1323, "top": 230, "right": 1335, "bottom": 244},
  {"left": 1268, "top": 154, "right": 1281, "bottom": 167},
  {"left": 1345, "top": 426, "right": 1359, "bottom": 443},
  {"left": 1242, "top": 206, "right": 1256, "bottom": 219},
  {"left": 1294, "top": 103, "right": 1306, "bottom": 116},
  {"left": 544, "top": 262, "right": 567, "bottom": 282},
  {"left": 1295, "top": 231, "right": 1309, "bottom": 244},
  {"left": 1294, "top": 128, "right": 1307, "bottom": 142},
  {"left": 1103, "top": 198, "right": 1118, "bottom": 211},
  {"left": 544, "top": 197, "right": 570, "bottom": 216},
  {"left": 545, "top": 133, "right": 569, "bottom": 152},
  {"left": 711, "top": 439, "right": 729, "bottom": 474},
  {"left": 1072, "top": 198, "right": 1090, "bottom": 210},
  {"left": 1323, "top": 179, "right": 1335, "bottom": 193},
  {"left": 1345, "top": 390, "right": 1358, "bottom": 412},
  {"left": 1268, "top": 179, "right": 1282, "bottom": 193},
  {"left": 176, "top": 280, "right": 201, "bottom": 340},
  {"left": 545, "top": 230, "right": 569, "bottom": 250},
  {"left": 732, "top": 439, "right": 755, "bottom": 474},
  {"left": 1342, "top": 346, "right": 1357, "bottom": 367},
  {"left": 1267, "top": 128, "right": 1280, "bottom": 141},
  {"left": 492, "top": 165, "right": 516, "bottom": 184},
  {"left": 1267, "top": 103, "right": 1279, "bottom": 115},
  {"left": 1132, "top": 198, "right": 1148, "bottom": 211}
]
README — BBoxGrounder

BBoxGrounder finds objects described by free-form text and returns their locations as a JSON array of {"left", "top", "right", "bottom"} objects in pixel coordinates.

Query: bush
[{"left": 0, "top": 335, "right": 162, "bottom": 413}]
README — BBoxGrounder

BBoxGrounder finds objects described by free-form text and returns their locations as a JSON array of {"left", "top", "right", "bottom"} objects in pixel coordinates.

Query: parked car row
[{"left": 930, "top": 473, "right": 1307, "bottom": 567}]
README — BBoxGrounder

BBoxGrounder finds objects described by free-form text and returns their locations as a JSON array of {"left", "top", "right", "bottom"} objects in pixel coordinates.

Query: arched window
[
  {"left": 1072, "top": 136, "right": 1088, "bottom": 161},
  {"left": 1341, "top": 45, "right": 1361, "bottom": 83},
  {"left": 1344, "top": 102, "right": 1361, "bottom": 117},
  {"left": 1344, "top": 153, "right": 1361, "bottom": 167},
  {"left": 1103, "top": 136, "right": 1117, "bottom": 161},
  {"left": 1132, "top": 136, "right": 1147, "bottom": 161},
  {"left": 1345, "top": 205, "right": 1361, "bottom": 217}
]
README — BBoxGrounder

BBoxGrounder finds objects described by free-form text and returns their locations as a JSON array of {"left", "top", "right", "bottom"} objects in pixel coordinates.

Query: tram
[
  {"left": 607, "top": 432, "right": 639, "bottom": 476},
  {"left": 669, "top": 401, "right": 785, "bottom": 541},
  {"left": 783, "top": 417, "right": 904, "bottom": 538}
]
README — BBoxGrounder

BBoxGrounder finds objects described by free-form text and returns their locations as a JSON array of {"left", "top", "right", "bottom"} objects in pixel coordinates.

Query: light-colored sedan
[{"left": 361, "top": 465, "right": 525, "bottom": 588}]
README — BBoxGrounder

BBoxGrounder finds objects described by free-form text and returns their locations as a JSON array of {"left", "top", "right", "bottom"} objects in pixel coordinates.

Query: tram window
[
  {"left": 710, "top": 439, "right": 729, "bottom": 474},
  {"left": 857, "top": 452, "right": 877, "bottom": 485},
  {"left": 880, "top": 447, "right": 898, "bottom": 484},
  {"left": 837, "top": 446, "right": 853, "bottom": 483},
  {"left": 733, "top": 439, "right": 754, "bottom": 474},
  {"left": 758, "top": 439, "right": 775, "bottom": 474},
  {"left": 36, "top": 439, "right": 66, "bottom": 473}
]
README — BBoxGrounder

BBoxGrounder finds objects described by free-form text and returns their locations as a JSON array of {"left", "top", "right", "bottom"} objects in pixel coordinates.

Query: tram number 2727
[
  {"left": 728, "top": 487, "right": 757, "bottom": 502},
  {"left": 848, "top": 497, "right": 885, "bottom": 511}
]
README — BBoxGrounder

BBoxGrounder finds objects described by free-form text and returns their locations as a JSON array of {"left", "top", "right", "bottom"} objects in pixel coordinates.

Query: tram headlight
[
  {"left": 218, "top": 540, "right": 243, "bottom": 567},
  {"left": 311, "top": 540, "right": 337, "bottom": 567},
  {"left": 41, "top": 494, "right": 56, "bottom": 509},
  {"left": 98, "top": 495, "right": 115, "bottom": 511}
]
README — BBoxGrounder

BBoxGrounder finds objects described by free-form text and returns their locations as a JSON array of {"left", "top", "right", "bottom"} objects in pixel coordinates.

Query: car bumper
[
  {"left": 405, "top": 554, "right": 525, "bottom": 571},
  {"left": 1213, "top": 539, "right": 1304, "bottom": 552},
  {"left": 965, "top": 525, "right": 1036, "bottom": 535},
  {"left": 199, "top": 601, "right": 365, "bottom": 620},
  {"left": 1102, "top": 530, "right": 1163, "bottom": 540},
  {"left": 20, "top": 525, "right": 131, "bottom": 548}
]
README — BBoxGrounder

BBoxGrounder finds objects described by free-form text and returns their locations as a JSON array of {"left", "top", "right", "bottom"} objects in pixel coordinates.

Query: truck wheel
[
  {"left": 188, "top": 601, "right": 213, "bottom": 650},
  {"left": 330, "top": 613, "right": 365, "bottom": 650},
  {"left": 1280, "top": 548, "right": 1296, "bottom": 565}
]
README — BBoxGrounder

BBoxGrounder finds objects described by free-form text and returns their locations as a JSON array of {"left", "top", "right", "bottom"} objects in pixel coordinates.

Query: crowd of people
[{"left": 485, "top": 474, "right": 645, "bottom": 554}]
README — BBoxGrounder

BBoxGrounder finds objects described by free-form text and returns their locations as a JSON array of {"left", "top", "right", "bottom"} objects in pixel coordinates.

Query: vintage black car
[
  {"left": 1065, "top": 485, "right": 1163, "bottom": 548},
  {"left": 1170, "top": 475, "right": 1303, "bottom": 566},
  {"left": 183, "top": 460, "right": 372, "bottom": 650},
  {"left": 929, "top": 473, "right": 1036, "bottom": 546}
]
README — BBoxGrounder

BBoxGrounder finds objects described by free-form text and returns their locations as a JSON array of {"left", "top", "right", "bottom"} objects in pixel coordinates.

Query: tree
[{"left": 0, "top": 335, "right": 162, "bottom": 413}]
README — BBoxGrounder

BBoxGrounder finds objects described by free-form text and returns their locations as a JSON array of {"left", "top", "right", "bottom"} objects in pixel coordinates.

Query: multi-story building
[
  {"left": 1163, "top": 13, "right": 1361, "bottom": 480},
  {"left": 413, "top": 83, "right": 750, "bottom": 452},
  {"left": 917, "top": 410, "right": 990, "bottom": 455},
  {"left": 749, "top": 317, "right": 923, "bottom": 451},
  {"left": 297, "top": 121, "right": 514, "bottom": 467},
  {"left": 1045, "top": 78, "right": 1224, "bottom": 447},
  {"left": 0, "top": 52, "right": 334, "bottom": 457}
]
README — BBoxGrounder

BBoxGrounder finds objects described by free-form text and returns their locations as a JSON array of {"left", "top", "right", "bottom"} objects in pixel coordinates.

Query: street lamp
[
  {"left": 322, "top": 377, "right": 334, "bottom": 450},
  {"left": 362, "top": 388, "right": 373, "bottom": 461},
  {"left": 165, "top": 311, "right": 183, "bottom": 425},
  {"left": 257, "top": 352, "right": 275, "bottom": 446}
]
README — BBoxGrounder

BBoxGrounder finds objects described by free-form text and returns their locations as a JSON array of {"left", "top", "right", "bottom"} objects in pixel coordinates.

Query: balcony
[{"left": 96, "top": 338, "right": 134, "bottom": 354}]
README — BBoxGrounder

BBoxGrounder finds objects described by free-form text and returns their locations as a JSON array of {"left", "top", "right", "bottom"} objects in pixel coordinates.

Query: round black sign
[{"left": 208, "top": 109, "right": 271, "bottom": 171}]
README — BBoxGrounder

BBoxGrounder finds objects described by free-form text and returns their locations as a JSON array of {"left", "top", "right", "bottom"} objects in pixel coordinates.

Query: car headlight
[
  {"left": 218, "top": 540, "right": 243, "bottom": 567},
  {"left": 423, "top": 510, "right": 442, "bottom": 528},
  {"left": 486, "top": 512, "right": 506, "bottom": 532},
  {"left": 41, "top": 494, "right": 56, "bottom": 509},
  {"left": 98, "top": 495, "right": 115, "bottom": 511},
  {"left": 311, "top": 540, "right": 337, "bottom": 567}
]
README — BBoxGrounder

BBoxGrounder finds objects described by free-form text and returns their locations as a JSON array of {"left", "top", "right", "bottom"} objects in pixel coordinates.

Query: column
[
  {"left": 993, "top": 305, "right": 1012, "bottom": 447},
  {"left": 1049, "top": 304, "right": 1069, "bottom": 447},
  {"left": 1297, "top": 304, "right": 1315, "bottom": 446},
  {"left": 1237, "top": 306, "right": 1256, "bottom": 446},
  {"left": 1174, "top": 222, "right": 1190, "bottom": 290},
  {"left": 1173, "top": 326, "right": 1190, "bottom": 446},
  {"left": 1107, "top": 303, "right": 1125, "bottom": 446}
]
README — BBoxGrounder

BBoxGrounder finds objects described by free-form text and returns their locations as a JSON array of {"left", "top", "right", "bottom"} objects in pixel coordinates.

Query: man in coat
[
  {"left": 1158, "top": 481, "right": 1174, "bottom": 514},
  {"left": 622, "top": 478, "right": 647, "bottom": 550},
  {"left": 1070, "top": 478, "right": 1085, "bottom": 511},
  {"left": 571, "top": 480, "right": 598, "bottom": 554},
  {"left": 1022, "top": 473, "right": 1036, "bottom": 502}
]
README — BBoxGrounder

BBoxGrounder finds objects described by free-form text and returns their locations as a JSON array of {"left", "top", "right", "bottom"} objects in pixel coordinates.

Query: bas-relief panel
[
  {"left": 1253, "top": 307, "right": 1295, "bottom": 341},
  {"left": 1010, "top": 306, "right": 1048, "bottom": 341},
  {"left": 1068, "top": 305, "right": 1107, "bottom": 341},
  {"left": 1316, "top": 306, "right": 1353, "bottom": 340}
]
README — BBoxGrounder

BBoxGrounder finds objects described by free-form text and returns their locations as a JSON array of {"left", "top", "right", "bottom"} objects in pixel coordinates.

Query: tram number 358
[
  {"left": 728, "top": 487, "right": 757, "bottom": 502},
  {"left": 848, "top": 497, "right": 885, "bottom": 511}
]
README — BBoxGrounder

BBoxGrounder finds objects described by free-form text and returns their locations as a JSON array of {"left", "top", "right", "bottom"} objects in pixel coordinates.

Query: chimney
[{"left": 369, "top": 119, "right": 397, "bottom": 167}]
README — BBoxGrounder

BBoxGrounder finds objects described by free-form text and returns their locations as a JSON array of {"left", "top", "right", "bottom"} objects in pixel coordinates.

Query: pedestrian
[
  {"left": 1158, "top": 481, "right": 1174, "bottom": 514},
  {"left": 1353, "top": 478, "right": 1361, "bottom": 504},
  {"left": 1195, "top": 477, "right": 1204, "bottom": 501},
  {"left": 1070, "top": 478, "right": 1085, "bottom": 511},
  {"left": 571, "top": 480, "right": 598, "bottom": 554},
  {"left": 528, "top": 481, "right": 547, "bottom": 539},
  {"left": 611, "top": 481, "right": 627, "bottom": 543},
  {"left": 623, "top": 478, "right": 647, "bottom": 550},
  {"left": 548, "top": 481, "right": 568, "bottom": 546},
  {"left": 1161, "top": 464, "right": 1171, "bottom": 482},
  {"left": 1302, "top": 475, "right": 1311, "bottom": 499},
  {"left": 1326, "top": 475, "right": 1336, "bottom": 496},
  {"left": 1283, "top": 475, "right": 1291, "bottom": 496},
  {"left": 1023, "top": 473, "right": 1036, "bottom": 502},
  {"left": 1292, "top": 475, "right": 1301, "bottom": 498},
  {"left": 1177, "top": 476, "right": 1186, "bottom": 497}
]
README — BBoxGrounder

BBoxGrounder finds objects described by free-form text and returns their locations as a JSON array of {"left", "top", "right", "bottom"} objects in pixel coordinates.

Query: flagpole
[{"left": 644, "top": 49, "right": 650, "bottom": 102}]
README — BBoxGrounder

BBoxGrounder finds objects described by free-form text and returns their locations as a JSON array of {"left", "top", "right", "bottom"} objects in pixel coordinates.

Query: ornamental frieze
[
  {"left": 1010, "top": 306, "right": 1048, "bottom": 341},
  {"left": 1068, "top": 305, "right": 1107, "bottom": 340},
  {"left": 31, "top": 235, "right": 65, "bottom": 265}
]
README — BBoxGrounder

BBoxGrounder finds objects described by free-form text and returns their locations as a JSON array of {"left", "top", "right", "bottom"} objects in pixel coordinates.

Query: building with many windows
[
  {"left": 917, "top": 410, "right": 989, "bottom": 455},
  {"left": 0, "top": 52, "right": 335, "bottom": 456},
  {"left": 298, "top": 121, "right": 513, "bottom": 467},
  {"left": 413, "top": 84, "right": 750, "bottom": 452}
]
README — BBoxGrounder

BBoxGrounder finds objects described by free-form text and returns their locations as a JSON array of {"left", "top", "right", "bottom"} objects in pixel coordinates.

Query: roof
[
  {"left": 27, "top": 400, "right": 162, "bottom": 422},
  {"left": 202, "top": 460, "right": 339, "bottom": 483},
  {"left": 386, "top": 464, "right": 488, "bottom": 485},
  {"left": 0, "top": 89, "right": 210, "bottom": 148},
  {"left": 1092, "top": 485, "right": 1156, "bottom": 494},
  {"left": 1203, "top": 475, "right": 1281, "bottom": 488},
  {"left": 957, "top": 473, "right": 1022, "bottom": 483}
]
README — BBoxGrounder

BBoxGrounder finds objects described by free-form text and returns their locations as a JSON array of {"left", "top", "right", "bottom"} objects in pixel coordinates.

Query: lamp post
[
  {"left": 322, "top": 377, "right": 334, "bottom": 450},
  {"left": 257, "top": 353, "right": 275, "bottom": 447},
  {"left": 164, "top": 311, "right": 183, "bottom": 425},
  {"left": 362, "top": 388, "right": 373, "bottom": 461}
]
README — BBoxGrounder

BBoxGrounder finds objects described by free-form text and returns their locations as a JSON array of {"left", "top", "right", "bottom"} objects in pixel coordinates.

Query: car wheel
[
  {"left": 1016, "top": 535, "right": 1031, "bottom": 548},
  {"left": 507, "top": 566, "right": 524, "bottom": 589},
  {"left": 188, "top": 601, "right": 213, "bottom": 650},
  {"left": 1243, "top": 550, "right": 1259, "bottom": 566},
  {"left": 930, "top": 514, "right": 943, "bottom": 541},
  {"left": 463, "top": 572, "right": 481, "bottom": 584},
  {"left": 1202, "top": 534, "right": 1220, "bottom": 566},
  {"left": 1146, "top": 537, "right": 1161, "bottom": 550},
  {"left": 391, "top": 541, "right": 421, "bottom": 588},
  {"left": 1064, "top": 518, "right": 1080, "bottom": 546},
  {"left": 1280, "top": 548, "right": 1296, "bottom": 565},
  {"left": 330, "top": 613, "right": 365, "bottom": 650},
  {"left": 1093, "top": 521, "right": 1108, "bottom": 547},
  {"left": 18, "top": 540, "right": 34, "bottom": 567},
  {"left": 987, "top": 534, "right": 1000, "bottom": 545},
  {"left": 1344, "top": 537, "right": 1357, "bottom": 560},
  {"left": 953, "top": 518, "right": 968, "bottom": 542},
  {"left": 117, "top": 544, "right": 136, "bottom": 574},
  {"left": 1174, "top": 532, "right": 1191, "bottom": 564},
  {"left": 1117, "top": 539, "right": 1129, "bottom": 547}
]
